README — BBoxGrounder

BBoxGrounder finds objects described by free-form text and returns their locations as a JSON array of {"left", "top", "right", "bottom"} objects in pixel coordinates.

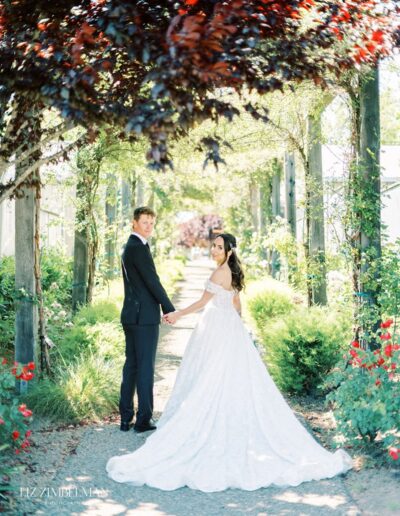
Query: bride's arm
[{"left": 164, "top": 290, "right": 214, "bottom": 324}]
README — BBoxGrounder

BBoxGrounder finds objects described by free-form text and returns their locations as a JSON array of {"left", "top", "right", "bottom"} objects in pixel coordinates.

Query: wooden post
[
  {"left": 359, "top": 66, "right": 381, "bottom": 349},
  {"left": 15, "top": 177, "right": 37, "bottom": 375},
  {"left": 34, "top": 175, "right": 51, "bottom": 375},
  {"left": 307, "top": 112, "right": 328, "bottom": 306},
  {"left": 14, "top": 103, "right": 42, "bottom": 391}
]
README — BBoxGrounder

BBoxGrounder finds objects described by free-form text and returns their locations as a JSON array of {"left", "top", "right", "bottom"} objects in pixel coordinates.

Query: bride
[{"left": 106, "top": 233, "right": 352, "bottom": 492}]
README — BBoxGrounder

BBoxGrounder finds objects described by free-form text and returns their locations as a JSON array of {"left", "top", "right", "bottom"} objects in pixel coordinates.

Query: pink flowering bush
[{"left": 326, "top": 320, "right": 400, "bottom": 461}]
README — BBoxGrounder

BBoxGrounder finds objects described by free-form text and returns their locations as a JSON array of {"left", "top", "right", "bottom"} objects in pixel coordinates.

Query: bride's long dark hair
[{"left": 216, "top": 233, "right": 245, "bottom": 292}]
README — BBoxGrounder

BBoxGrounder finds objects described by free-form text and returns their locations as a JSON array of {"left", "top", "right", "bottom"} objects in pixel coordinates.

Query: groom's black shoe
[
  {"left": 134, "top": 420, "right": 157, "bottom": 433},
  {"left": 120, "top": 421, "right": 133, "bottom": 432}
]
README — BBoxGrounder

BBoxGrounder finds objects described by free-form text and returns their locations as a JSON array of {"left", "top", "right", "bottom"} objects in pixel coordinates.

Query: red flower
[
  {"left": 0, "top": 417, "right": 4, "bottom": 425},
  {"left": 15, "top": 449, "right": 20, "bottom": 455},
  {"left": 380, "top": 333, "right": 391, "bottom": 341},
  {"left": 12, "top": 430, "right": 20, "bottom": 440},
  {"left": 1, "top": 357, "right": 7, "bottom": 365},
  {"left": 11, "top": 366, "right": 17, "bottom": 376},
  {"left": 375, "top": 379, "right": 381, "bottom": 387},
  {"left": 371, "top": 30, "right": 385, "bottom": 44},
  {"left": 27, "top": 362, "right": 35, "bottom": 371},
  {"left": 376, "top": 356, "right": 385, "bottom": 366},
  {"left": 19, "top": 371, "right": 34, "bottom": 381},
  {"left": 380, "top": 319, "right": 393, "bottom": 329},
  {"left": 351, "top": 340, "right": 360, "bottom": 348},
  {"left": 18, "top": 404, "right": 32, "bottom": 417},
  {"left": 25, "top": 430, "right": 32, "bottom": 438},
  {"left": 21, "top": 440, "right": 30, "bottom": 449},
  {"left": 384, "top": 345, "right": 393, "bottom": 358},
  {"left": 350, "top": 349, "right": 358, "bottom": 358},
  {"left": 389, "top": 447, "right": 399, "bottom": 460}
]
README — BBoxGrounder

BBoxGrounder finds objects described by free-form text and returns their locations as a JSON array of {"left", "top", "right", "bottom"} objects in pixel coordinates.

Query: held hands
[{"left": 163, "top": 311, "right": 180, "bottom": 325}]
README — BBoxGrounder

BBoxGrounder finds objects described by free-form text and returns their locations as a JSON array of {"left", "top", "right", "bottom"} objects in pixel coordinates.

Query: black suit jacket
[{"left": 120, "top": 234, "right": 175, "bottom": 326}]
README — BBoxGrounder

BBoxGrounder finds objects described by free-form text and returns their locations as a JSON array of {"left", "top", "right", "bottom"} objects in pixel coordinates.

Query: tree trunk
[
  {"left": 136, "top": 177, "right": 145, "bottom": 206},
  {"left": 72, "top": 148, "right": 101, "bottom": 311},
  {"left": 359, "top": 66, "right": 381, "bottom": 349},
  {"left": 121, "top": 178, "right": 132, "bottom": 223},
  {"left": 270, "top": 158, "right": 282, "bottom": 278},
  {"left": 105, "top": 173, "right": 118, "bottom": 279},
  {"left": 284, "top": 152, "right": 297, "bottom": 238},
  {"left": 307, "top": 112, "right": 328, "bottom": 306},
  {"left": 86, "top": 228, "right": 98, "bottom": 304},
  {"left": 249, "top": 180, "right": 261, "bottom": 232},
  {"left": 72, "top": 176, "right": 89, "bottom": 312},
  {"left": 72, "top": 229, "right": 89, "bottom": 312}
]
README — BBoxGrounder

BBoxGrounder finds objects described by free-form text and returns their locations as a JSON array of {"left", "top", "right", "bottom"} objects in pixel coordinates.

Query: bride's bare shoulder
[{"left": 210, "top": 267, "right": 231, "bottom": 286}]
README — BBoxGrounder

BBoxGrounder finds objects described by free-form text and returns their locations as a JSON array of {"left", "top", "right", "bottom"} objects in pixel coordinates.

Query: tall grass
[{"left": 25, "top": 353, "right": 122, "bottom": 422}]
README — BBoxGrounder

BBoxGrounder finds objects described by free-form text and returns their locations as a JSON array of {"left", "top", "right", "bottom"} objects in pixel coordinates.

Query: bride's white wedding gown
[{"left": 106, "top": 279, "right": 352, "bottom": 492}]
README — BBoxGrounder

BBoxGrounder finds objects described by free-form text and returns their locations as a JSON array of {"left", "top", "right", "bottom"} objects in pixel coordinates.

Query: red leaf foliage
[{"left": 0, "top": 0, "right": 398, "bottom": 168}]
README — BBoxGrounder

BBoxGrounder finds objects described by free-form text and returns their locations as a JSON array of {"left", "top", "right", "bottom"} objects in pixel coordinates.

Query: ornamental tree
[{"left": 0, "top": 0, "right": 398, "bottom": 176}]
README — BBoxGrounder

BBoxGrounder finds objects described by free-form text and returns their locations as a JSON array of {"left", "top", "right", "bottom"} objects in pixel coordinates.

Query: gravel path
[{"left": 15, "top": 259, "right": 360, "bottom": 516}]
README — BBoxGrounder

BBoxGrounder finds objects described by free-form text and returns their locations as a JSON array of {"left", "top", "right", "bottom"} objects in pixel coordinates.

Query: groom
[{"left": 119, "top": 206, "right": 175, "bottom": 433}]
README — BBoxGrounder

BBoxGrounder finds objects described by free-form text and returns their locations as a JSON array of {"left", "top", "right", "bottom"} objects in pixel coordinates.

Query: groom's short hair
[{"left": 134, "top": 206, "right": 156, "bottom": 220}]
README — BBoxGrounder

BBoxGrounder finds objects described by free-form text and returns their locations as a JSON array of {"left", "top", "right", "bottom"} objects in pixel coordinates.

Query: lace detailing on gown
[
  {"left": 106, "top": 275, "right": 353, "bottom": 492},
  {"left": 204, "top": 279, "right": 235, "bottom": 311}
]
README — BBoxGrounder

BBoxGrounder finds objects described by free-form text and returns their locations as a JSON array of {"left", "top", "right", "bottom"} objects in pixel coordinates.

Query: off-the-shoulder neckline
[{"left": 207, "top": 279, "right": 235, "bottom": 293}]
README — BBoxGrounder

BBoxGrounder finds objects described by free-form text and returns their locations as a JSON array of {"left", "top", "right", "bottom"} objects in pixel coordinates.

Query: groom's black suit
[{"left": 119, "top": 234, "right": 175, "bottom": 427}]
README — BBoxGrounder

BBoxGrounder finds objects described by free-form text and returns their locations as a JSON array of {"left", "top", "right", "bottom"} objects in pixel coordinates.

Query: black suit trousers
[{"left": 119, "top": 324, "right": 159, "bottom": 426}]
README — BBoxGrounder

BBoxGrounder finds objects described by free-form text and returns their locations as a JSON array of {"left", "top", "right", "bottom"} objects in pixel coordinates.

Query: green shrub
[
  {"left": 0, "top": 249, "right": 73, "bottom": 351},
  {"left": 24, "top": 353, "right": 122, "bottom": 422},
  {"left": 46, "top": 299, "right": 121, "bottom": 363},
  {"left": 0, "top": 257, "right": 15, "bottom": 349},
  {"left": 261, "top": 307, "right": 351, "bottom": 394},
  {"left": 247, "top": 290, "right": 295, "bottom": 338},
  {"left": 74, "top": 300, "right": 120, "bottom": 326},
  {"left": 246, "top": 278, "right": 350, "bottom": 394},
  {"left": 40, "top": 248, "right": 73, "bottom": 307},
  {"left": 57, "top": 321, "right": 124, "bottom": 362}
]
